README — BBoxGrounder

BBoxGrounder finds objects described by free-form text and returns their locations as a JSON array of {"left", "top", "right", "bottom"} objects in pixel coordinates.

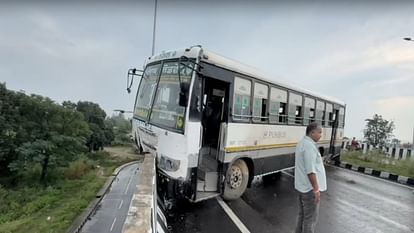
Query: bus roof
[{"left": 146, "top": 46, "right": 345, "bottom": 106}]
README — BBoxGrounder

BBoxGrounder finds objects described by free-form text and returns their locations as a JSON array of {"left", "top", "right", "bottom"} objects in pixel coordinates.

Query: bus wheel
[{"left": 223, "top": 159, "right": 249, "bottom": 200}]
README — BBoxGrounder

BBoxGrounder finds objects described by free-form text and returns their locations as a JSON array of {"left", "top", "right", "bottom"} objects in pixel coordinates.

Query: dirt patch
[{"left": 104, "top": 145, "right": 144, "bottom": 161}]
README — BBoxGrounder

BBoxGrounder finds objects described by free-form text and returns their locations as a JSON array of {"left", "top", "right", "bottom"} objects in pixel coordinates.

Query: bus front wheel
[{"left": 223, "top": 159, "right": 249, "bottom": 200}]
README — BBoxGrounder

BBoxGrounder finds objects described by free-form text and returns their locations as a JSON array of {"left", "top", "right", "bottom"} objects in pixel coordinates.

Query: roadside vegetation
[
  {"left": 341, "top": 150, "right": 414, "bottom": 178},
  {"left": 0, "top": 83, "right": 139, "bottom": 233}
]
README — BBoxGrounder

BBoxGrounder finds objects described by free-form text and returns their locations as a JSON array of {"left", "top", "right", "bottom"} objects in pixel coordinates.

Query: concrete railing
[
  {"left": 343, "top": 140, "right": 413, "bottom": 160},
  {"left": 122, "top": 153, "right": 157, "bottom": 233}
]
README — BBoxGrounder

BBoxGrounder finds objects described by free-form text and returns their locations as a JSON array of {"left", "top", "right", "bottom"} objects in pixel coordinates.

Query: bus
[{"left": 127, "top": 45, "right": 346, "bottom": 208}]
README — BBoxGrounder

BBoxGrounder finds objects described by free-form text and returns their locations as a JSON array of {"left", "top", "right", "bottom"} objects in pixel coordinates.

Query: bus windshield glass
[
  {"left": 134, "top": 63, "right": 161, "bottom": 120},
  {"left": 150, "top": 61, "right": 194, "bottom": 132},
  {"left": 134, "top": 60, "right": 194, "bottom": 133}
]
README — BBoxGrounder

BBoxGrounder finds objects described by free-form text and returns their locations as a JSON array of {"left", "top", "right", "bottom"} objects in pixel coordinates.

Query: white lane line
[
  {"left": 282, "top": 171, "right": 294, "bottom": 178},
  {"left": 124, "top": 177, "right": 132, "bottom": 194},
  {"left": 337, "top": 198, "right": 412, "bottom": 232},
  {"left": 110, "top": 217, "right": 117, "bottom": 232},
  {"left": 118, "top": 199, "right": 123, "bottom": 209},
  {"left": 216, "top": 197, "right": 251, "bottom": 233}
]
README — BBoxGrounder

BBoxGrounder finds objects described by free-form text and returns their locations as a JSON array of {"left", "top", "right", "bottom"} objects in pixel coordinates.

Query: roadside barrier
[
  {"left": 335, "top": 161, "right": 414, "bottom": 186},
  {"left": 122, "top": 153, "right": 168, "bottom": 233}
]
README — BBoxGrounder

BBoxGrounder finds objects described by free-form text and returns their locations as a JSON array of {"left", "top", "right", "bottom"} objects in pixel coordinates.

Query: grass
[
  {"left": 0, "top": 145, "right": 142, "bottom": 233},
  {"left": 341, "top": 150, "right": 414, "bottom": 178}
]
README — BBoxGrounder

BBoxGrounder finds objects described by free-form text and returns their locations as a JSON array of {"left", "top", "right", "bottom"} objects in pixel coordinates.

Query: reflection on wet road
[
  {"left": 81, "top": 163, "right": 140, "bottom": 233},
  {"left": 170, "top": 165, "right": 414, "bottom": 233}
]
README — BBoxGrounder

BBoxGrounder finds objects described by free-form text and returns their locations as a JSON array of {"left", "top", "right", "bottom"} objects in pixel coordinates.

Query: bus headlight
[{"left": 159, "top": 154, "right": 180, "bottom": 172}]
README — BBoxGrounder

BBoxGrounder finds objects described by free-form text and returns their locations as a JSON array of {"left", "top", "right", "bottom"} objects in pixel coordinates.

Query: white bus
[{"left": 127, "top": 46, "right": 346, "bottom": 207}]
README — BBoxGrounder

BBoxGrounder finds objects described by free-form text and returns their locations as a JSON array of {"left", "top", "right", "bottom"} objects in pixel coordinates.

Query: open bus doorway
[{"left": 196, "top": 77, "right": 229, "bottom": 199}]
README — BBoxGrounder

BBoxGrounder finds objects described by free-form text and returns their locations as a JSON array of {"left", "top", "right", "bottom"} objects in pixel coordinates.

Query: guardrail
[{"left": 122, "top": 153, "right": 159, "bottom": 233}]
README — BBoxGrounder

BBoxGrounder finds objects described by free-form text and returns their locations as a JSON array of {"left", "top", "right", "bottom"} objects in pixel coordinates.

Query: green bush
[
  {"left": 64, "top": 159, "right": 94, "bottom": 180},
  {"left": 341, "top": 149, "right": 414, "bottom": 178}
]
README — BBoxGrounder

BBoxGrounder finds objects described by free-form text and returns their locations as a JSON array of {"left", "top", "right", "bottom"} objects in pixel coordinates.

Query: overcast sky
[{"left": 1, "top": 0, "right": 414, "bottom": 142}]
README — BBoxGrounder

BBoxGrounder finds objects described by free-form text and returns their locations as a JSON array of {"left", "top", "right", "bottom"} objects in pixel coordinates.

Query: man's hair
[{"left": 306, "top": 122, "right": 321, "bottom": 135}]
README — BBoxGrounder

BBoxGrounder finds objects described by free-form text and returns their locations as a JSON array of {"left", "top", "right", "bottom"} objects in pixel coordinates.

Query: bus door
[{"left": 196, "top": 77, "right": 229, "bottom": 198}]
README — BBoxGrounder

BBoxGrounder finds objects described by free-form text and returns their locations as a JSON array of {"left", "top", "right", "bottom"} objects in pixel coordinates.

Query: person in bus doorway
[{"left": 294, "top": 122, "right": 326, "bottom": 233}]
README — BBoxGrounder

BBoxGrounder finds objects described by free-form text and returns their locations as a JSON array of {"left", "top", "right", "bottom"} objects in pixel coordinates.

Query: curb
[
  {"left": 66, "top": 160, "right": 141, "bottom": 233},
  {"left": 333, "top": 161, "right": 414, "bottom": 187}
]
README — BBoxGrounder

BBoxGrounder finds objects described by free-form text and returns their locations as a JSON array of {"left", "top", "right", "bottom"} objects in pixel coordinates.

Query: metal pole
[
  {"left": 151, "top": 0, "right": 158, "bottom": 56},
  {"left": 412, "top": 125, "right": 414, "bottom": 149}
]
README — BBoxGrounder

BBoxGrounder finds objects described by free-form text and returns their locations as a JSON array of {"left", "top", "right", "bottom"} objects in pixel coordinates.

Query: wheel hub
[{"left": 229, "top": 166, "right": 243, "bottom": 189}]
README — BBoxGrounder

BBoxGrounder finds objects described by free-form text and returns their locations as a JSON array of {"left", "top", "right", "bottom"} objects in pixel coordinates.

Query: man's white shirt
[{"left": 294, "top": 136, "right": 327, "bottom": 193}]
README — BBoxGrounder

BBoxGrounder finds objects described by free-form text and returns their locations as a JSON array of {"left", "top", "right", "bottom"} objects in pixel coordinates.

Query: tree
[
  {"left": 76, "top": 101, "right": 109, "bottom": 151},
  {"left": 9, "top": 94, "right": 90, "bottom": 184},
  {"left": 1, "top": 84, "right": 91, "bottom": 185},
  {"left": 106, "top": 113, "right": 132, "bottom": 145},
  {"left": 363, "top": 114, "right": 394, "bottom": 148}
]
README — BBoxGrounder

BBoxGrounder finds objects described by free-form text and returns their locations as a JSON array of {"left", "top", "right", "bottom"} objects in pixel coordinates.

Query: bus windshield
[{"left": 134, "top": 61, "right": 194, "bottom": 133}]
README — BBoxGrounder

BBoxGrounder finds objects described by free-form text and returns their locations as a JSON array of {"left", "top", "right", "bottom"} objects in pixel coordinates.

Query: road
[
  {"left": 81, "top": 163, "right": 140, "bottom": 233},
  {"left": 169, "top": 165, "right": 414, "bottom": 233}
]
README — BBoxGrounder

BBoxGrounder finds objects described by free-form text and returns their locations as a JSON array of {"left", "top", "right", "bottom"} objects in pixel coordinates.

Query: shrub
[{"left": 64, "top": 159, "right": 94, "bottom": 180}]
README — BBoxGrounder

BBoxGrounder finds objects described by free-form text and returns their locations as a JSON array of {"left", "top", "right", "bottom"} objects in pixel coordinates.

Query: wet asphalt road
[
  {"left": 169, "top": 165, "right": 414, "bottom": 233},
  {"left": 81, "top": 163, "right": 140, "bottom": 233}
]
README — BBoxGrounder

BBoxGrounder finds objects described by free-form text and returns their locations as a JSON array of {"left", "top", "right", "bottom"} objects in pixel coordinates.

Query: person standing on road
[{"left": 294, "top": 122, "right": 327, "bottom": 233}]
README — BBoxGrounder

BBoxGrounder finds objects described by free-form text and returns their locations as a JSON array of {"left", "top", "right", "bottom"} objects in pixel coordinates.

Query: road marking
[
  {"left": 337, "top": 198, "right": 412, "bottom": 232},
  {"left": 124, "top": 177, "right": 132, "bottom": 194},
  {"left": 118, "top": 199, "right": 123, "bottom": 209},
  {"left": 282, "top": 171, "right": 294, "bottom": 178},
  {"left": 334, "top": 179, "right": 409, "bottom": 210},
  {"left": 216, "top": 197, "right": 251, "bottom": 233},
  {"left": 328, "top": 164, "right": 414, "bottom": 190},
  {"left": 110, "top": 217, "right": 117, "bottom": 232}
]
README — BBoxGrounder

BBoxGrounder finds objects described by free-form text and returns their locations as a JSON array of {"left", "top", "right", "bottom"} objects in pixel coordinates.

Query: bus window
[
  {"left": 253, "top": 83, "right": 268, "bottom": 122},
  {"left": 269, "top": 87, "right": 287, "bottom": 124},
  {"left": 295, "top": 106, "right": 302, "bottom": 124},
  {"left": 316, "top": 100, "right": 325, "bottom": 126},
  {"left": 338, "top": 107, "right": 345, "bottom": 128},
  {"left": 288, "top": 92, "right": 303, "bottom": 125},
  {"left": 304, "top": 97, "right": 315, "bottom": 125},
  {"left": 233, "top": 77, "right": 252, "bottom": 121},
  {"left": 326, "top": 103, "right": 333, "bottom": 127}
]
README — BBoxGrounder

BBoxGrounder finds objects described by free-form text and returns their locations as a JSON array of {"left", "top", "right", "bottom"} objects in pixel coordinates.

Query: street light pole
[
  {"left": 151, "top": 0, "right": 158, "bottom": 56},
  {"left": 404, "top": 38, "right": 414, "bottom": 150}
]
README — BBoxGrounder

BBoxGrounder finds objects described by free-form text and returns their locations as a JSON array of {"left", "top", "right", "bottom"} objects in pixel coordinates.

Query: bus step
[
  {"left": 197, "top": 172, "right": 218, "bottom": 192},
  {"left": 192, "top": 191, "right": 220, "bottom": 203}
]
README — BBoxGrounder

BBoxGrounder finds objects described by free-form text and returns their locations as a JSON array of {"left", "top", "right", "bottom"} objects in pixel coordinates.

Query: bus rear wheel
[{"left": 223, "top": 159, "right": 249, "bottom": 201}]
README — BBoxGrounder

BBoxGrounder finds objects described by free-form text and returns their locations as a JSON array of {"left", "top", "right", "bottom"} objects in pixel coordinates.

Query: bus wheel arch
[
  {"left": 243, "top": 158, "right": 254, "bottom": 188},
  {"left": 222, "top": 158, "right": 250, "bottom": 201}
]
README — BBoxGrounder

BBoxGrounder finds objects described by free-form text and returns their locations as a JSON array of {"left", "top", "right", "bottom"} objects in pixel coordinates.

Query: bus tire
[{"left": 223, "top": 159, "right": 249, "bottom": 201}]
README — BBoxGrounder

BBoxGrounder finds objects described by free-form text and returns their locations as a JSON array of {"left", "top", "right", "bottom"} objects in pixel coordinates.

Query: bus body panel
[{"left": 129, "top": 46, "right": 347, "bottom": 205}]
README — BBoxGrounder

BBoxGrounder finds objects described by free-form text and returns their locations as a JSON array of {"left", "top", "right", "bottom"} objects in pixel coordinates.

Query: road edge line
[{"left": 216, "top": 197, "right": 251, "bottom": 233}]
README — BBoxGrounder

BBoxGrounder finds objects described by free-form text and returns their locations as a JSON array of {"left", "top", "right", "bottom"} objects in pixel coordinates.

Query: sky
[{"left": 1, "top": 0, "right": 414, "bottom": 142}]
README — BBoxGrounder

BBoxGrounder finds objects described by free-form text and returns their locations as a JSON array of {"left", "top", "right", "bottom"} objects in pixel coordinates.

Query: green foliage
[
  {"left": 106, "top": 113, "right": 132, "bottom": 146},
  {"left": 0, "top": 147, "right": 137, "bottom": 233},
  {"left": 0, "top": 83, "right": 95, "bottom": 185},
  {"left": 342, "top": 150, "right": 414, "bottom": 178},
  {"left": 76, "top": 101, "right": 111, "bottom": 151},
  {"left": 363, "top": 114, "right": 395, "bottom": 148},
  {"left": 64, "top": 158, "right": 94, "bottom": 180}
]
